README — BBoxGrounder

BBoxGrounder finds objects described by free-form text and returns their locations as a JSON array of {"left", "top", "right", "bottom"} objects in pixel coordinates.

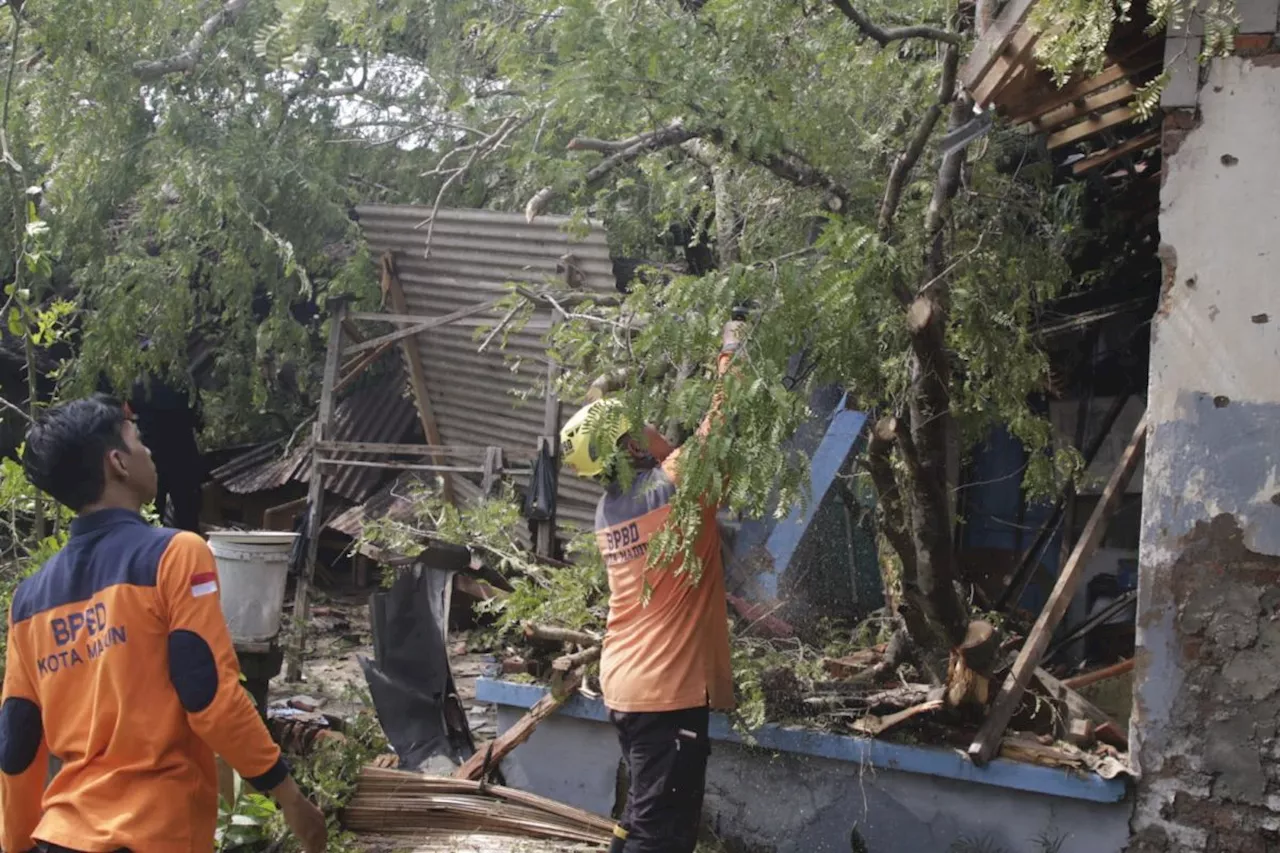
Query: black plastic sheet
[{"left": 360, "top": 546, "right": 476, "bottom": 770}]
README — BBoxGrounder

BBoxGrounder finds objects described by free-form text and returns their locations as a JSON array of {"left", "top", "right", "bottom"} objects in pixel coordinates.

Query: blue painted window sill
[{"left": 475, "top": 678, "right": 1128, "bottom": 804}]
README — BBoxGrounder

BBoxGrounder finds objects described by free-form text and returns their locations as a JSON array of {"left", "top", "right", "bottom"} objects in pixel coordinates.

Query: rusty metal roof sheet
[
  {"left": 354, "top": 205, "right": 609, "bottom": 532},
  {"left": 210, "top": 370, "right": 421, "bottom": 504},
  {"left": 210, "top": 439, "right": 304, "bottom": 495}
]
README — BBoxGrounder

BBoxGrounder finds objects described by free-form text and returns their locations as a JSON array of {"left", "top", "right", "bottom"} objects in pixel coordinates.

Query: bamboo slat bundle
[{"left": 344, "top": 766, "right": 611, "bottom": 847}]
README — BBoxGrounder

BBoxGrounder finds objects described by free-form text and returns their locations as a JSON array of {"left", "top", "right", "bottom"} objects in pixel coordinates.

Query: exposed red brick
[
  {"left": 1234, "top": 33, "right": 1275, "bottom": 55},
  {"left": 501, "top": 656, "right": 532, "bottom": 675}
]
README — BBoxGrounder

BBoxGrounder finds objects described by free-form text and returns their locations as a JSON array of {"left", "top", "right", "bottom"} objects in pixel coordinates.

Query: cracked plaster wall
[{"left": 1132, "top": 52, "right": 1280, "bottom": 853}]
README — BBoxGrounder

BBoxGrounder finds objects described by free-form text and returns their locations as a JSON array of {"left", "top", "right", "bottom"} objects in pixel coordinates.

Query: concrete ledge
[{"left": 476, "top": 678, "right": 1128, "bottom": 804}]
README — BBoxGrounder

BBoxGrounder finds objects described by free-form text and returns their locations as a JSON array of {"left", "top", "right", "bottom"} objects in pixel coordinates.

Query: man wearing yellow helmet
[{"left": 560, "top": 318, "right": 743, "bottom": 853}]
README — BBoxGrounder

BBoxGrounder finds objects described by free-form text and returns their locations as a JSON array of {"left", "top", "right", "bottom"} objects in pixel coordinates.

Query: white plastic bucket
[{"left": 207, "top": 531, "right": 299, "bottom": 643}]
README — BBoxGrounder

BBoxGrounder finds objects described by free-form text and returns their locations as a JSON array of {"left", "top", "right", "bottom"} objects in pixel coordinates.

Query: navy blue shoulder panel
[
  {"left": 596, "top": 468, "right": 677, "bottom": 530},
  {"left": 11, "top": 515, "right": 177, "bottom": 624}
]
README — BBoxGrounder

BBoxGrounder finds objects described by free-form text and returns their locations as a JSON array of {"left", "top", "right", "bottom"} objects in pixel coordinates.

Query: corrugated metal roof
[
  {"left": 210, "top": 439, "right": 304, "bottom": 495},
  {"left": 210, "top": 370, "right": 421, "bottom": 504},
  {"left": 327, "top": 471, "right": 428, "bottom": 539},
  {"left": 296, "top": 374, "right": 421, "bottom": 502},
  {"left": 354, "top": 205, "right": 609, "bottom": 532}
]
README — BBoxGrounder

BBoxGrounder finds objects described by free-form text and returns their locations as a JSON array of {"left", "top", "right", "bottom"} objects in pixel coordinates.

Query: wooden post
[
  {"left": 535, "top": 310, "right": 562, "bottom": 558},
  {"left": 380, "top": 253, "right": 455, "bottom": 504},
  {"left": 286, "top": 301, "right": 347, "bottom": 682},
  {"left": 968, "top": 413, "right": 1147, "bottom": 765}
]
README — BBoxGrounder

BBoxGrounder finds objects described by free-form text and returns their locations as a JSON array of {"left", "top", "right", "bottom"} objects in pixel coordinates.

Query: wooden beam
[
  {"left": 341, "top": 317, "right": 365, "bottom": 344},
  {"left": 381, "top": 253, "right": 455, "bottom": 504},
  {"left": 1071, "top": 129, "right": 1161, "bottom": 175},
  {"left": 334, "top": 340, "right": 396, "bottom": 396},
  {"left": 316, "top": 440, "right": 535, "bottom": 459},
  {"left": 1062, "top": 657, "right": 1134, "bottom": 690},
  {"left": 973, "top": 27, "right": 1039, "bottom": 107},
  {"left": 1007, "top": 38, "right": 1162, "bottom": 124},
  {"left": 286, "top": 301, "right": 347, "bottom": 682},
  {"left": 962, "top": 0, "right": 1040, "bottom": 92},
  {"left": 1046, "top": 105, "right": 1136, "bottom": 150},
  {"left": 343, "top": 300, "right": 500, "bottom": 357},
  {"left": 1034, "top": 81, "right": 1136, "bottom": 131},
  {"left": 968, "top": 414, "right": 1147, "bottom": 765},
  {"left": 454, "top": 670, "right": 584, "bottom": 781}
]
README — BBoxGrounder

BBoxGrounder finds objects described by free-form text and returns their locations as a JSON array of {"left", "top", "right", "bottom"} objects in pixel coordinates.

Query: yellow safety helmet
[{"left": 560, "top": 397, "right": 630, "bottom": 479}]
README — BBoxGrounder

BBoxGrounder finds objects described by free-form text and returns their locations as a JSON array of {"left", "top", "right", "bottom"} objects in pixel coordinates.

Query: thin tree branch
[
  {"left": 525, "top": 121, "right": 697, "bottom": 221},
  {"left": 529, "top": 122, "right": 853, "bottom": 222},
  {"left": 319, "top": 54, "right": 369, "bottom": 98},
  {"left": 133, "top": 0, "right": 252, "bottom": 81},
  {"left": 878, "top": 44, "right": 961, "bottom": 249},
  {"left": 420, "top": 114, "right": 526, "bottom": 255},
  {"left": 1, "top": 7, "right": 22, "bottom": 174},
  {"left": 829, "top": 0, "right": 962, "bottom": 46},
  {"left": 865, "top": 417, "right": 914, "bottom": 578},
  {"left": 0, "top": 392, "right": 31, "bottom": 423}
]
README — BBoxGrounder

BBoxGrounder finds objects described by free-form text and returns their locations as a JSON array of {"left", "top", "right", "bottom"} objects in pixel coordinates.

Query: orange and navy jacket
[
  {"left": 0, "top": 509, "right": 287, "bottom": 852},
  {"left": 597, "top": 351, "right": 736, "bottom": 714}
]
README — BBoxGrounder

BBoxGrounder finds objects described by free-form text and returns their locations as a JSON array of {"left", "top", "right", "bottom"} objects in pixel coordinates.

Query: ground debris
[{"left": 346, "top": 767, "right": 612, "bottom": 846}]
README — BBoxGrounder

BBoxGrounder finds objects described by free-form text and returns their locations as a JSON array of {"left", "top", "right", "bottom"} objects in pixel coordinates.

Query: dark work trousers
[
  {"left": 39, "top": 845, "right": 129, "bottom": 853},
  {"left": 609, "top": 705, "right": 710, "bottom": 853}
]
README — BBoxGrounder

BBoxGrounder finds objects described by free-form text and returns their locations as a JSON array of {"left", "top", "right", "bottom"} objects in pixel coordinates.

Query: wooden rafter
[
  {"left": 1047, "top": 105, "right": 1136, "bottom": 149},
  {"left": 1071, "top": 129, "right": 1161, "bottom": 175},
  {"left": 381, "top": 252, "right": 456, "bottom": 504},
  {"left": 1006, "top": 38, "right": 1163, "bottom": 124},
  {"left": 1034, "top": 81, "right": 1137, "bottom": 131},
  {"left": 969, "top": 415, "right": 1147, "bottom": 765}
]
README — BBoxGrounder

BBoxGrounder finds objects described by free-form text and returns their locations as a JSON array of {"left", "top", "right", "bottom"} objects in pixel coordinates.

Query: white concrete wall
[{"left": 1134, "top": 54, "right": 1280, "bottom": 851}]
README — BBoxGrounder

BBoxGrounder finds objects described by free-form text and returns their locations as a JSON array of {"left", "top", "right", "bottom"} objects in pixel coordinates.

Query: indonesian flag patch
[{"left": 191, "top": 572, "right": 218, "bottom": 598}]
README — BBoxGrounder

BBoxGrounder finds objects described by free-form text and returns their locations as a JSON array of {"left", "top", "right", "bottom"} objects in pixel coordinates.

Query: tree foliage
[{"left": 0, "top": 0, "right": 1223, "bottom": 654}]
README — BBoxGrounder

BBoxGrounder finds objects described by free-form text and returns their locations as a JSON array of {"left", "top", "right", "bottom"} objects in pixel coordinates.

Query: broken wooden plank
[
  {"left": 1047, "top": 105, "right": 1136, "bottom": 150},
  {"left": 455, "top": 670, "right": 584, "bottom": 781},
  {"left": 286, "top": 302, "right": 346, "bottom": 682},
  {"left": 968, "top": 415, "right": 1147, "bottom": 765},
  {"left": 1006, "top": 38, "right": 1163, "bottom": 124},
  {"left": 343, "top": 299, "right": 501, "bottom": 357},
  {"left": 1071, "top": 130, "right": 1161, "bottom": 176},
  {"left": 1034, "top": 81, "right": 1136, "bottom": 131},
  {"left": 851, "top": 699, "right": 944, "bottom": 737},
  {"left": 998, "top": 734, "right": 1086, "bottom": 769},
  {"left": 1063, "top": 657, "right": 1135, "bottom": 690}
]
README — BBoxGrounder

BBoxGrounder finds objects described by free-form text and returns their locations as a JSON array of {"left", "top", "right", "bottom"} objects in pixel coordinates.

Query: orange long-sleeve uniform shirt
[
  {"left": 596, "top": 350, "right": 736, "bottom": 714},
  {"left": 0, "top": 509, "right": 288, "bottom": 852}
]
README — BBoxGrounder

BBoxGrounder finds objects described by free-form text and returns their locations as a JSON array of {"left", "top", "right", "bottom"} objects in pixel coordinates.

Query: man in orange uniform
[
  {"left": 559, "top": 319, "right": 741, "bottom": 853},
  {"left": 0, "top": 395, "right": 327, "bottom": 853}
]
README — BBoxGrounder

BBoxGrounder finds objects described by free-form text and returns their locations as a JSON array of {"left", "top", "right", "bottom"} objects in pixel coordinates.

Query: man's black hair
[{"left": 23, "top": 395, "right": 129, "bottom": 511}]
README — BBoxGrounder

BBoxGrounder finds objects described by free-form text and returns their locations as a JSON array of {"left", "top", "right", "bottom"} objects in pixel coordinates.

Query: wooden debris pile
[{"left": 344, "top": 767, "right": 612, "bottom": 846}]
